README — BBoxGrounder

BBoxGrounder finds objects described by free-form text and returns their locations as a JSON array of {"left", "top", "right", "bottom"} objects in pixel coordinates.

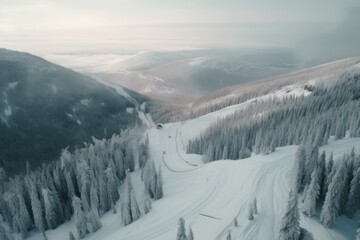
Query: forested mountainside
[
  {"left": 0, "top": 49, "right": 147, "bottom": 174},
  {"left": 188, "top": 72, "right": 360, "bottom": 161},
  {"left": 150, "top": 57, "right": 360, "bottom": 124},
  {"left": 0, "top": 126, "right": 163, "bottom": 240}
]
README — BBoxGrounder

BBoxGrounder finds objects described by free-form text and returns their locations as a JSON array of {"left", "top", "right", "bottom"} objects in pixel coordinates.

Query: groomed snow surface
[{"left": 29, "top": 96, "right": 359, "bottom": 240}]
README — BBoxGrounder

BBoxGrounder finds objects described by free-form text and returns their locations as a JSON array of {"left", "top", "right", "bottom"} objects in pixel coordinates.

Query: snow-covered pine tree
[
  {"left": 155, "top": 167, "right": 164, "bottom": 200},
  {"left": 90, "top": 181, "right": 100, "bottom": 215},
  {"left": 234, "top": 218, "right": 238, "bottom": 227},
  {"left": 0, "top": 214, "right": 12, "bottom": 240},
  {"left": 304, "top": 145, "right": 319, "bottom": 188},
  {"left": 176, "top": 217, "right": 187, "bottom": 240},
  {"left": 121, "top": 175, "right": 141, "bottom": 225},
  {"left": 317, "top": 151, "right": 326, "bottom": 199},
  {"left": 188, "top": 227, "right": 194, "bottom": 240},
  {"left": 42, "top": 188, "right": 58, "bottom": 229},
  {"left": 253, "top": 198, "right": 258, "bottom": 214},
  {"left": 121, "top": 202, "right": 131, "bottom": 226},
  {"left": 65, "top": 171, "right": 75, "bottom": 203},
  {"left": 320, "top": 160, "right": 347, "bottom": 228},
  {"left": 129, "top": 176, "right": 141, "bottom": 222},
  {"left": 294, "top": 145, "right": 306, "bottom": 192},
  {"left": 299, "top": 228, "right": 314, "bottom": 240},
  {"left": 248, "top": 207, "right": 254, "bottom": 221},
  {"left": 105, "top": 163, "right": 119, "bottom": 212},
  {"left": 301, "top": 167, "right": 320, "bottom": 217},
  {"left": 322, "top": 153, "right": 334, "bottom": 198},
  {"left": 99, "top": 171, "right": 109, "bottom": 213},
  {"left": 138, "top": 142, "right": 149, "bottom": 169},
  {"left": 345, "top": 167, "right": 360, "bottom": 218},
  {"left": 17, "top": 192, "right": 31, "bottom": 236},
  {"left": 125, "top": 145, "right": 136, "bottom": 172},
  {"left": 143, "top": 160, "right": 157, "bottom": 199},
  {"left": 87, "top": 209, "right": 101, "bottom": 233},
  {"left": 279, "top": 190, "right": 300, "bottom": 240},
  {"left": 226, "top": 231, "right": 232, "bottom": 240},
  {"left": 143, "top": 194, "right": 152, "bottom": 214},
  {"left": 72, "top": 196, "right": 88, "bottom": 239},
  {"left": 69, "top": 231, "right": 76, "bottom": 240},
  {"left": 30, "top": 181, "right": 47, "bottom": 240}
]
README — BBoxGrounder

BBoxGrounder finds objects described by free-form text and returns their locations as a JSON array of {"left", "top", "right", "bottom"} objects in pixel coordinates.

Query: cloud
[{"left": 296, "top": 4, "right": 360, "bottom": 65}]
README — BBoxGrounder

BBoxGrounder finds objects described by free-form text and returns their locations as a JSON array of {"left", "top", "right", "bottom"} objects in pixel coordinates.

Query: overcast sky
[{"left": 0, "top": 0, "right": 359, "bottom": 63}]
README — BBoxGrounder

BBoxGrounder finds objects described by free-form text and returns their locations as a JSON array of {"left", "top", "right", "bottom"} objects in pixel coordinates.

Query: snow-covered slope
[
  {"left": 31, "top": 86, "right": 360, "bottom": 239},
  {"left": 158, "top": 56, "right": 360, "bottom": 123}
]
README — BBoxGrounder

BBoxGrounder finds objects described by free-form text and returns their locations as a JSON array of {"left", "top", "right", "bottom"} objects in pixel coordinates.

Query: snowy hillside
[
  {"left": 27, "top": 78, "right": 360, "bottom": 239},
  {"left": 46, "top": 48, "right": 301, "bottom": 102},
  {"left": 154, "top": 56, "right": 360, "bottom": 123}
]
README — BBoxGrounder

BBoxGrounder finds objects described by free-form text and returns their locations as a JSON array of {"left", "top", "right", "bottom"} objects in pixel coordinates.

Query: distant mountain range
[
  {"left": 0, "top": 49, "right": 147, "bottom": 174},
  {"left": 46, "top": 48, "right": 302, "bottom": 102}
]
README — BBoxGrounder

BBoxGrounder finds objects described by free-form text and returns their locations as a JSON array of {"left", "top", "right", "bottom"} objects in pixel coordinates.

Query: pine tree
[
  {"left": 357, "top": 228, "right": 360, "bottom": 240},
  {"left": 299, "top": 228, "right": 314, "bottom": 240},
  {"left": 143, "top": 194, "right": 152, "bottom": 214},
  {"left": 79, "top": 160, "right": 91, "bottom": 213},
  {"left": 294, "top": 146, "right": 306, "bottom": 191},
  {"left": 99, "top": 172, "right": 109, "bottom": 213},
  {"left": 226, "top": 231, "right": 232, "bottom": 240},
  {"left": 345, "top": 167, "right": 360, "bottom": 218},
  {"left": 248, "top": 207, "right": 254, "bottom": 221},
  {"left": 30, "top": 181, "right": 47, "bottom": 240},
  {"left": 90, "top": 182, "right": 100, "bottom": 215},
  {"left": 253, "top": 198, "right": 258, "bottom": 214},
  {"left": 69, "top": 231, "right": 76, "bottom": 240},
  {"left": 129, "top": 177, "right": 141, "bottom": 222},
  {"left": 121, "top": 175, "right": 141, "bottom": 225},
  {"left": 234, "top": 218, "right": 238, "bottom": 227},
  {"left": 42, "top": 188, "right": 58, "bottom": 229},
  {"left": 279, "top": 190, "right": 300, "bottom": 240},
  {"left": 0, "top": 215, "right": 12, "bottom": 240},
  {"left": 105, "top": 164, "right": 118, "bottom": 211},
  {"left": 188, "top": 227, "right": 194, "bottom": 240},
  {"left": 72, "top": 196, "right": 88, "bottom": 239},
  {"left": 304, "top": 145, "right": 318, "bottom": 188},
  {"left": 301, "top": 167, "right": 320, "bottom": 217},
  {"left": 17, "top": 192, "right": 31, "bottom": 236},
  {"left": 65, "top": 171, "right": 75, "bottom": 203},
  {"left": 320, "top": 160, "right": 347, "bottom": 228},
  {"left": 87, "top": 209, "right": 101, "bottom": 233},
  {"left": 317, "top": 151, "right": 326, "bottom": 198},
  {"left": 155, "top": 167, "right": 164, "bottom": 200},
  {"left": 322, "top": 153, "right": 334, "bottom": 198},
  {"left": 176, "top": 217, "right": 187, "bottom": 240}
]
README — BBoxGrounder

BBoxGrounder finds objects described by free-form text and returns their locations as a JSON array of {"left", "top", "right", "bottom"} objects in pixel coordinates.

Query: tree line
[
  {"left": 188, "top": 73, "right": 360, "bottom": 163},
  {"left": 0, "top": 125, "right": 163, "bottom": 239}
]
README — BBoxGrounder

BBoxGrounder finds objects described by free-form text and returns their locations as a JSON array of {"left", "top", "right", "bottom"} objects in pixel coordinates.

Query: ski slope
[{"left": 29, "top": 88, "right": 359, "bottom": 240}]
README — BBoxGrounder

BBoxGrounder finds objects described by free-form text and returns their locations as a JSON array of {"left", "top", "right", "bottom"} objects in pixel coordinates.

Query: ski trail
[{"left": 94, "top": 76, "right": 155, "bottom": 127}]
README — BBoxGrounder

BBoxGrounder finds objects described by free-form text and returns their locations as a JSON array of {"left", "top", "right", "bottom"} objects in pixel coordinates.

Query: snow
[
  {"left": 4, "top": 105, "right": 11, "bottom": 116},
  {"left": 30, "top": 92, "right": 360, "bottom": 240},
  {"left": 8, "top": 81, "right": 18, "bottom": 89},
  {"left": 80, "top": 98, "right": 90, "bottom": 106},
  {"left": 126, "top": 108, "right": 134, "bottom": 114}
]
